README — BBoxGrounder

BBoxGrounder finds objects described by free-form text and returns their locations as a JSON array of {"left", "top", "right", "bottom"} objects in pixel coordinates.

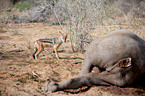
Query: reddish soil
[{"left": 0, "top": 23, "right": 145, "bottom": 96}]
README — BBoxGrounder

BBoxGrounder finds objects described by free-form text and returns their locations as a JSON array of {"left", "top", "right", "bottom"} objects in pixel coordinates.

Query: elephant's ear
[
  {"left": 106, "top": 57, "right": 132, "bottom": 72},
  {"left": 119, "top": 57, "right": 132, "bottom": 68}
]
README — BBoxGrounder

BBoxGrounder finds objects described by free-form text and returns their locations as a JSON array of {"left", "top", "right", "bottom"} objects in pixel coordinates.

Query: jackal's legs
[
  {"left": 33, "top": 41, "right": 44, "bottom": 60},
  {"left": 53, "top": 44, "right": 61, "bottom": 60}
]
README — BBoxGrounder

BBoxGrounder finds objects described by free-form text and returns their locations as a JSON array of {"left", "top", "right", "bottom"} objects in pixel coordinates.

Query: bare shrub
[
  {"left": 46, "top": 0, "right": 145, "bottom": 52},
  {"left": 53, "top": 0, "right": 109, "bottom": 52}
]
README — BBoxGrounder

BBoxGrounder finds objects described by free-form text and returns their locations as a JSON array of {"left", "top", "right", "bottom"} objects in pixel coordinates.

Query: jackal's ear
[
  {"left": 58, "top": 30, "right": 63, "bottom": 35},
  {"left": 66, "top": 32, "right": 69, "bottom": 36},
  {"left": 118, "top": 57, "right": 132, "bottom": 68}
]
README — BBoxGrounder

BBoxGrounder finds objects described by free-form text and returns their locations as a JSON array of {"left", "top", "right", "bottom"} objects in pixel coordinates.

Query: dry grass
[
  {"left": 91, "top": 17, "right": 145, "bottom": 40},
  {"left": 0, "top": 23, "right": 145, "bottom": 96}
]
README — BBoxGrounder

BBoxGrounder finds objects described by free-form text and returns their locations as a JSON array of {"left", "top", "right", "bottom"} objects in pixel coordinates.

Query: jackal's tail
[{"left": 33, "top": 45, "right": 37, "bottom": 59}]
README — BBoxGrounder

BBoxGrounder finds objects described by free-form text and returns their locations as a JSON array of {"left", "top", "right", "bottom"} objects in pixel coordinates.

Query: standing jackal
[{"left": 33, "top": 31, "right": 69, "bottom": 60}]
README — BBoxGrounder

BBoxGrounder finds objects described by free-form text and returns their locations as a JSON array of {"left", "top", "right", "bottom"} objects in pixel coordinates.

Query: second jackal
[{"left": 33, "top": 31, "right": 69, "bottom": 60}]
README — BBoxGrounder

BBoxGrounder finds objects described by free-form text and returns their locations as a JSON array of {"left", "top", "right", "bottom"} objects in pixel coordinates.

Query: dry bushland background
[
  {"left": 0, "top": 0, "right": 145, "bottom": 96},
  {"left": 0, "top": 0, "right": 144, "bottom": 51}
]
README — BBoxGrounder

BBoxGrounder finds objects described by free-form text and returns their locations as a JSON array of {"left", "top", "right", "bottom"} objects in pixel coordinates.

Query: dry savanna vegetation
[{"left": 0, "top": 0, "right": 145, "bottom": 96}]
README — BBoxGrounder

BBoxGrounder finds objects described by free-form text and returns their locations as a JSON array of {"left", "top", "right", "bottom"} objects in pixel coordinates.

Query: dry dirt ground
[{"left": 0, "top": 23, "right": 145, "bottom": 96}]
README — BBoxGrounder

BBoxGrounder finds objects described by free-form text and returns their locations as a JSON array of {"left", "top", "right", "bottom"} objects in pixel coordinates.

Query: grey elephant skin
[{"left": 42, "top": 30, "right": 145, "bottom": 93}]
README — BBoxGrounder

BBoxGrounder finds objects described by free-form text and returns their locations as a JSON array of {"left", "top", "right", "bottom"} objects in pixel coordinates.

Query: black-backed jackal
[{"left": 33, "top": 31, "right": 69, "bottom": 60}]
